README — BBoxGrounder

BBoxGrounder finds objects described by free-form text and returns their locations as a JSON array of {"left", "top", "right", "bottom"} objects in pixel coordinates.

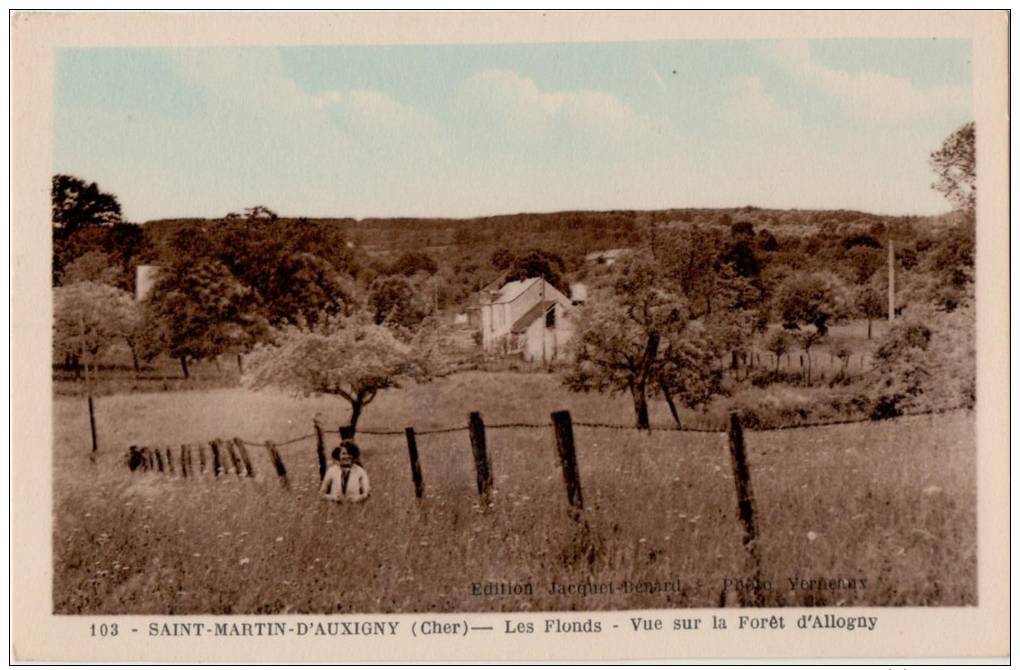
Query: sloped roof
[
  {"left": 489, "top": 277, "right": 540, "bottom": 304},
  {"left": 511, "top": 300, "right": 557, "bottom": 334}
]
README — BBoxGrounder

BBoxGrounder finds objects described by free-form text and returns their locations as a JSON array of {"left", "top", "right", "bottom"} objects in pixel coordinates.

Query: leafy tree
[
  {"left": 51, "top": 174, "right": 123, "bottom": 238},
  {"left": 140, "top": 260, "right": 268, "bottom": 378},
  {"left": 264, "top": 252, "right": 357, "bottom": 328},
  {"left": 658, "top": 226, "right": 724, "bottom": 317},
  {"left": 60, "top": 251, "right": 121, "bottom": 287},
  {"left": 867, "top": 317, "right": 933, "bottom": 417},
  {"left": 53, "top": 223, "right": 145, "bottom": 289},
  {"left": 504, "top": 249, "right": 568, "bottom": 294},
  {"left": 51, "top": 176, "right": 142, "bottom": 287},
  {"left": 368, "top": 275, "right": 427, "bottom": 332},
  {"left": 929, "top": 121, "right": 975, "bottom": 215},
  {"left": 920, "top": 221, "right": 975, "bottom": 312},
  {"left": 763, "top": 329, "right": 791, "bottom": 373},
  {"left": 757, "top": 229, "right": 779, "bottom": 252},
  {"left": 845, "top": 246, "right": 883, "bottom": 285},
  {"left": 717, "top": 239, "right": 761, "bottom": 279},
  {"left": 855, "top": 285, "right": 885, "bottom": 339},
  {"left": 776, "top": 272, "right": 847, "bottom": 336},
  {"left": 655, "top": 322, "right": 721, "bottom": 428},
  {"left": 389, "top": 251, "right": 437, "bottom": 277},
  {"left": 489, "top": 247, "right": 515, "bottom": 271},
  {"left": 243, "top": 205, "right": 279, "bottom": 221},
  {"left": 841, "top": 234, "right": 881, "bottom": 249},
  {"left": 53, "top": 281, "right": 138, "bottom": 375},
  {"left": 244, "top": 317, "right": 424, "bottom": 432},
  {"left": 564, "top": 253, "right": 716, "bottom": 430},
  {"left": 730, "top": 220, "right": 755, "bottom": 239}
]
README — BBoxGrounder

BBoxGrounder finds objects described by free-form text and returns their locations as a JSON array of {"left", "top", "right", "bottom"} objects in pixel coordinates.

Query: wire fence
[{"left": 227, "top": 403, "right": 971, "bottom": 450}]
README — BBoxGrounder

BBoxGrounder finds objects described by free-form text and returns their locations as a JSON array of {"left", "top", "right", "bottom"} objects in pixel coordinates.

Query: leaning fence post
[
  {"left": 265, "top": 440, "right": 289, "bottom": 489},
  {"left": 209, "top": 439, "right": 223, "bottom": 478},
  {"left": 154, "top": 448, "right": 165, "bottom": 473},
  {"left": 233, "top": 438, "right": 255, "bottom": 478},
  {"left": 197, "top": 442, "right": 207, "bottom": 474},
  {"left": 225, "top": 438, "right": 243, "bottom": 477},
  {"left": 179, "top": 444, "right": 189, "bottom": 478},
  {"left": 313, "top": 414, "right": 327, "bottom": 481},
  {"left": 404, "top": 427, "right": 425, "bottom": 499},
  {"left": 468, "top": 412, "right": 493, "bottom": 501},
  {"left": 165, "top": 447, "right": 175, "bottom": 475},
  {"left": 127, "top": 446, "right": 142, "bottom": 472},
  {"left": 727, "top": 411, "right": 764, "bottom": 607},
  {"left": 551, "top": 410, "right": 584, "bottom": 517}
]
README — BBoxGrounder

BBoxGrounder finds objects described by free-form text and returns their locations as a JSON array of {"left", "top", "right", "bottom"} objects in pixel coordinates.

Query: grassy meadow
[{"left": 53, "top": 372, "right": 976, "bottom": 614}]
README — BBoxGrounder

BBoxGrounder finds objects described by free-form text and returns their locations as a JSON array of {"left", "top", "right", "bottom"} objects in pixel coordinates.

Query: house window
[{"left": 545, "top": 307, "right": 556, "bottom": 328}]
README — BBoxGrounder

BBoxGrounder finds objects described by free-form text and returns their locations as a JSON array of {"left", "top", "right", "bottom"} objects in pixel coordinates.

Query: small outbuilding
[{"left": 478, "top": 277, "right": 575, "bottom": 363}]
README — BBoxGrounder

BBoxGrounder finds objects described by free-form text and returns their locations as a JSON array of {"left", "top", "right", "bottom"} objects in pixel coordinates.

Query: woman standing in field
[{"left": 319, "top": 442, "right": 370, "bottom": 503}]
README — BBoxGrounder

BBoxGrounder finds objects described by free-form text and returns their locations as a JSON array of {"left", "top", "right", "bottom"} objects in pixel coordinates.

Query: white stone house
[
  {"left": 135, "top": 264, "right": 161, "bottom": 302},
  {"left": 479, "top": 277, "right": 575, "bottom": 363}
]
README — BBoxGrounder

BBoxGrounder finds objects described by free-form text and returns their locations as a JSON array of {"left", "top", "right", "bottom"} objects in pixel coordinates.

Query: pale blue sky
[{"left": 55, "top": 39, "right": 972, "bottom": 222}]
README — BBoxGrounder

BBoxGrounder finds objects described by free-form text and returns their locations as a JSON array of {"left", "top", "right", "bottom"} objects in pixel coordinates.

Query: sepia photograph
[{"left": 11, "top": 10, "right": 1010, "bottom": 663}]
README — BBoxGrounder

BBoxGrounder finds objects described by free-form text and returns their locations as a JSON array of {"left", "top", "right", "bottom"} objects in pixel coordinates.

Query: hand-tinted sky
[{"left": 55, "top": 39, "right": 971, "bottom": 222}]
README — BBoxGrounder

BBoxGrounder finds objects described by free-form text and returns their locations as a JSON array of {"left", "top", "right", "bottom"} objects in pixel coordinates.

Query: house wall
[
  {"left": 481, "top": 279, "right": 571, "bottom": 352},
  {"left": 135, "top": 265, "right": 161, "bottom": 302},
  {"left": 522, "top": 302, "right": 575, "bottom": 363},
  {"left": 481, "top": 301, "right": 516, "bottom": 349}
]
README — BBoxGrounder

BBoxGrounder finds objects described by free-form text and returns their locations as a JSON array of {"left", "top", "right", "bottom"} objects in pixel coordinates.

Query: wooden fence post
[
  {"left": 468, "top": 412, "right": 493, "bottom": 501},
  {"left": 233, "top": 438, "right": 255, "bottom": 477},
  {"left": 265, "top": 440, "right": 288, "bottom": 489},
  {"left": 165, "top": 447, "right": 175, "bottom": 475},
  {"left": 197, "top": 442, "right": 206, "bottom": 474},
  {"left": 143, "top": 447, "right": 154, "bottom": 471},
  {"left": 404, "top": 427, "right": 425, "bottom": 499},
  {"left": 551, "top": 410, "right": 584, "bottom": 517},
  {"left": 727, "top": 412, "right": 764, "bottom": 607},
  {"left": 154, "top": 448, "right": 165, "bottom": 473},
  {"left": 209, "top": 439, "right": 223, "bottom": 478},
  {"left": 179, "top": 444, "right": 189, "bottom": 478},
  {"left": 128, "top": 446, "right": 143, "bottom": 472},
  {"left": 225, "top": 438, "right": 243, "bottom": 477},
  {"left": 313, "top": 415, "right": 327, "bottom": 481},
  {"left": 87, "top": 395, "right": 99, "bottom": 462}
]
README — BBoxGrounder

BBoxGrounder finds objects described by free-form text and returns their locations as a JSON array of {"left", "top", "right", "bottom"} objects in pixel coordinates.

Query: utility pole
[
  {"left": 887, "top": 237, "right": 895, "bottom": 323},
  {"left": 540, "top": 278, "right": 547, "bottom": 364},
  {"left": 79, "top": 315, "right": 99, "bottom": 462}
]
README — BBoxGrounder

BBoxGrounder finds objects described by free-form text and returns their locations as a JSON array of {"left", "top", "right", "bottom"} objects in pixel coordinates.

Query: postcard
[{"left": 10, "top": 10, "right": 1010, "bottom": 663}]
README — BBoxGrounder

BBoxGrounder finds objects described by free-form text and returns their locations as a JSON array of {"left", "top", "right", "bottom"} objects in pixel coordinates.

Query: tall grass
[{"left": 53, "top": 373, "right": 975, "bottom": 613}]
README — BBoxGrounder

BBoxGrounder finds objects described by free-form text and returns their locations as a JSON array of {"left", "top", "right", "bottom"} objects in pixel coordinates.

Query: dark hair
[
  {"left": 331, "top": 446, "right": 342, "bottom": 461},
  {"left": 343, "top": 442, "right": 361, "bottom": 464}
]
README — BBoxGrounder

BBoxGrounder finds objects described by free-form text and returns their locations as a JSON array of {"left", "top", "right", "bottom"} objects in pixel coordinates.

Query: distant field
[
  {"left": 53, "top": 373, "right": 975, "bottom": 613},
  {"left": 53, "top": 318, "right": 888, "bottom": 400}
]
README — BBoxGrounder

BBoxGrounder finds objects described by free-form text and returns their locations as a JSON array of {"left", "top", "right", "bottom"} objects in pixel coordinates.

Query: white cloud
[
  {"left": 171, "top": 49, "right": 320, "bottom": 118},
  {"left": 723, "top": 75, "right": 800, "bottom": 132},
  {"left": 457, "top": 69, "right": 661, "bottom": 146},
  {"left": 766, "top": 41, "right": 970, "bottom": 124}
]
